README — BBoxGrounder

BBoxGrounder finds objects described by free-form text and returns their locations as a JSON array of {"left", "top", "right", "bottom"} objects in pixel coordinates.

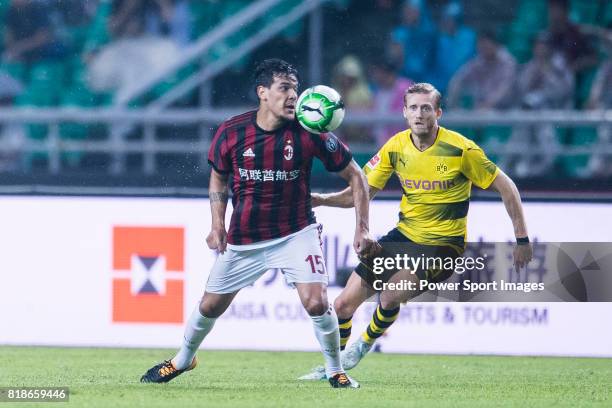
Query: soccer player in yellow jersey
[{"left": 300, "top": 83, "right": 533, "bottom": 380}]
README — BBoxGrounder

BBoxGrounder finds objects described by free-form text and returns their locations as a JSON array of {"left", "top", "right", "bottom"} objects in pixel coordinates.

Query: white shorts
[{"left": 205, "top": 224, "right": 328, "bottom": 294}]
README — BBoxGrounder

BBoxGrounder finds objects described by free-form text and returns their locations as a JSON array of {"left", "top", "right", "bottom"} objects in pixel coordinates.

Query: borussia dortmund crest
[{"left": 436, "top": 161, "right": 448, "bottom": 175}]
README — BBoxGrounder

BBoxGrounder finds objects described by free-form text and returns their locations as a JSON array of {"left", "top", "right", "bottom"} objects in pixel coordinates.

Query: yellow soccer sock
[
  {"left": 338, "top": 317, "right": 352, "bottom": 351},
  {"left": 361, "top": 304, "right": 400, "bottom": 345}
]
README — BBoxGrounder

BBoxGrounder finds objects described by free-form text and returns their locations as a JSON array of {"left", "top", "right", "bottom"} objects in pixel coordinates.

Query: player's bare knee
[
  {"left": 380, "top": 290, "right": 404, "bottom": 310},
  {"left": 334, "top": 296, "right": 356, "bottom": 319},
  {"left": 379, "top": 297, "right": 401, "bottom": 310},
  {"left": 304, "top": 298, "right": 327, "bottom": 316},
  {"left": 199, "top": 298, "right": 224, "bottom": 318}
]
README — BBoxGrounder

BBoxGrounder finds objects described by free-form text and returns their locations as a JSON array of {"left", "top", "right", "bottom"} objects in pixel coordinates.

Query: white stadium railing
[{"left": 0, "top": 107, "right": 610, "bottom": 175}]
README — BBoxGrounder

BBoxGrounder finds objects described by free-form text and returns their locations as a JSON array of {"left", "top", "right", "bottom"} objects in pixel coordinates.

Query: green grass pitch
[{"left": 2, "top": 346, "right": 610, "bottom": 407}]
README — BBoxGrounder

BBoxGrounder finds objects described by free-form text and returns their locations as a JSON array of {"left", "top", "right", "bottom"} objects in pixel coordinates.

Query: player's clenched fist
[
  {"left": 354, "top": 230, "right": 381, "bottom": 260},
  {"left": 206, "top": 227, "right": 227, "bottom": 254}
]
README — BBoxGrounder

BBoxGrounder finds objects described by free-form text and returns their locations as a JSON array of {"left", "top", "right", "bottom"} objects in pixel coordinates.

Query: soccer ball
[{"left": 296, "top": 85, "right": 345, "bottom": 134}]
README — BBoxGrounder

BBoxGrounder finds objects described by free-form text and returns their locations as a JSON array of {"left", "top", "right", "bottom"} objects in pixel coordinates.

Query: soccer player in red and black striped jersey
[
  {"left": 208, "top": 85, "right": 353, "bottom": 245},
  {"left": 141, "top": 59, "right": 376, "bottom": 388}
]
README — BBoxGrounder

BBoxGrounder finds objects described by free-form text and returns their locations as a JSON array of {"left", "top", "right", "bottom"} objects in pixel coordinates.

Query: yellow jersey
[{"left": 364, "top": 126, "right": 499, "bottom": 251}]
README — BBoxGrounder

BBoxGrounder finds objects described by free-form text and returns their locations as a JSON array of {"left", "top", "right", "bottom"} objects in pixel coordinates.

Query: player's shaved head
[{"left": 404, "top": 83, "right": 442, "bottom": 109}]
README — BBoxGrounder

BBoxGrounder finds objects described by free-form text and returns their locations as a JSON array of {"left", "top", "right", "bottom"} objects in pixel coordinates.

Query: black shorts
[{"left": 355, "top": 228, "right": 460, "bottom": 291}]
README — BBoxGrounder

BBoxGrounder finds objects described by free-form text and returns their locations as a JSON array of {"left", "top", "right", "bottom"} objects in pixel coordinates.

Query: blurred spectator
[
  {"left": 55, "top": 0, "right": 98, "bottom": 54},
  {"left": 518, "top": 33, "right": 573, "bottom": 110},
  {"left": 145, "top": 0, "right": 192, "bottom": 46},
  {"left": 0, "top": 123, "right": 26, "bottom": 173},
  {"left": 388, "top": 0, "right": 436, "bottom": 82},
  {"left": 3, "top": 0, "right": 66, "bottom": 63},
  {"left": 586, "top": 26, "right": 612, "bottom": 111},
  {"left": 110, "top": 0, "right": 189, "bottom": 40},
  {"left": 332, "top": 55, "right": 373, "bottom": 143},
  {"left": 88, "top": 37, "right": 181, "bottom": 100},
  {"left": 510, "top": 33, "right": 573, "bottom": 177},
  {"left": 585, "top": 34, "right": 612, "bottom": 177},
  {"left": 586, "top": 60, "right": 612, "bottom": 110},
  {"left": 545, "top": 0, "right": 598, "bottom": 74},
  {"left": 446, "top": 30, "right": 517, "bottom": 110},
  {"left": 56, "top": 0, "right": 97, "bottom": 25},
  {"left": 109, "top": 0, "right": 147, "bottom": 39},
  {"left": 0, "top": 73, "right": 24, "bottom": 172},
  {"left": 94, "top": 0, "right": 187, "bottom": 101},
  {"left": 333, "top": 55, "right": 372, "bottom": 110},
  {"left": 375, "top": 0, "right": 395, "bottom": 11},
  {"left": 369, "top": 58, "right": 413, "bottom": 145},
  {"left": 430, "top": 1, "right": 476, "bottom": 94}
]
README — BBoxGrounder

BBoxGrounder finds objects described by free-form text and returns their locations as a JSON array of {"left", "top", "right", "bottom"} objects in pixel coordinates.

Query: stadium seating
[
  {"left": 560, "top": 127, "right": 598, "bottom": 177},
  {"left": 14, "top": 63, "right": 62, "bottom": 152},
  {"left": 0, "top": 61, "right": 27, "bottom": 83},
  {"left": 506, "top": 0, "right": 547, "bottom": 63},
  {"left": 0, "top": 0, "right": 607, "bottom": 184},
  {"left": 569, "top": 0, "right": 600, "bottom": 24},
  {"left": 604, "top": 1, "right": 612, "bottom": 25},
  {"left": 575, "top": 67, "right": 598, "bottom": 108},
  {"left": 82, "top": 0, "right": 113, "bottom": 55}
]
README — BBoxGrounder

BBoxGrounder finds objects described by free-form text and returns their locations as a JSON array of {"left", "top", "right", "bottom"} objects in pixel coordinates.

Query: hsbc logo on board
[{"left": 111, "top": 226, "right": 184, "bottom": 324}]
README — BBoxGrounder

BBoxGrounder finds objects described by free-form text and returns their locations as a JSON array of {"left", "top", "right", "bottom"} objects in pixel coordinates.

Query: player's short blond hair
[{"left": 404, "top": 83, "right": 442, "bottom": 109}]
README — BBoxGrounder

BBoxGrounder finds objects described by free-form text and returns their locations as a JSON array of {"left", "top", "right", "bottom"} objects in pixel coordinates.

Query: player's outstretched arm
[
  {"left": 488, "top": 170, "right": 533, "bottom": 270},
  {"left": 206, "top": 169, "right": 230, "bottom": 254},
  {"left": 311, "top": 174, "right": 379, "bottom": 209},
  {"left": 333, "top": 160, "right": 378, "bottom": 257}
]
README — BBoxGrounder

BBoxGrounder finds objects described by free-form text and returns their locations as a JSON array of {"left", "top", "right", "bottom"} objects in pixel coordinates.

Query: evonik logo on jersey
[
  {"left": 403, "top": 178, "right": 456, "bottom": 190},
  {"left": 112, "top": 226, "right": 185, "bottom": 324}
]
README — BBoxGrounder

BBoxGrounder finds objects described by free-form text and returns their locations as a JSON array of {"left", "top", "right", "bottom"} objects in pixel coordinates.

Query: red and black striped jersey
[{"left": 208, "top": 110, "right": 352, "bottom": 245}]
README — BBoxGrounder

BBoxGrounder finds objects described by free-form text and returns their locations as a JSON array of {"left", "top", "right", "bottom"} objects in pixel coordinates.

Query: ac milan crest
[{"left": 284, "top": 144, "right": 294, "bottom": 160}]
